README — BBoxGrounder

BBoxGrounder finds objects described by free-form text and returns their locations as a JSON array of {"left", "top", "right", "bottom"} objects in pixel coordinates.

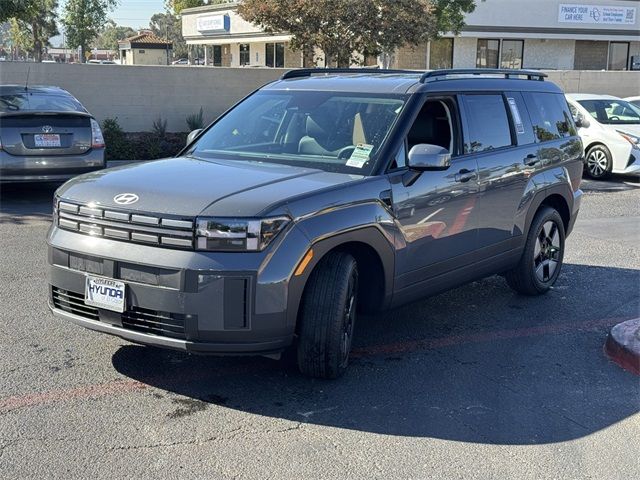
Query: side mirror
[
  {"left": 186, "top": 129, "right": 203, "bottom": 146},
  {"left": 407, "top": 144, "right": 451, "bottom": 170},
  {"left": 574, "top": 113, "right": 590, "bottom": 129}
]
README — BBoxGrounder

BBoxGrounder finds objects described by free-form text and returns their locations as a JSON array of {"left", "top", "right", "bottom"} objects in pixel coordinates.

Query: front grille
[
  {"left": 122, "top": 307, "right": 186, "bottom": 339},
  {"left": 52, "top": 287, "right": 187, "bottom": 340},
  {"left": 56, "top": 200, "right": 195, "bottom": 249},
  {"left": 52, "top": 287, "right": 99, "bottom": 320}
]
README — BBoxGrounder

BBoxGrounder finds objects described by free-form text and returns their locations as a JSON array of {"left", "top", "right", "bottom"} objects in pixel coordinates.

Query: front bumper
[
  {"left": 48, "top": 300, "right": 291, "bottom": 354},
  {"left": 0, "top": 148, "right": 105, "bottom": 183},
  {"left": 47, "top": 225, "right": 311, "bottom": 355}
]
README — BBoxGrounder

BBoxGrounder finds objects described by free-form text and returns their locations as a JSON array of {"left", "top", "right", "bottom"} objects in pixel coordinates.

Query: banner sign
[
  {"left": 196, "top": 14, "right": 231, "bottom": 33},
  {"left": 558, "top": 4, "right": 636, "bottom": 24}
]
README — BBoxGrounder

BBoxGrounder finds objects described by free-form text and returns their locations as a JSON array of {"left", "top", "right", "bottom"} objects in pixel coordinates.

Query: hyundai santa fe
[{"left": 48, "top": 68, "right": 583, "bottom": 378}]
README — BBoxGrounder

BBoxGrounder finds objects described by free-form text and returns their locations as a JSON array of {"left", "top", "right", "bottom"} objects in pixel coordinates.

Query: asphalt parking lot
[{"left": 0, "top": 174, "right": 639, "bottom": 479}]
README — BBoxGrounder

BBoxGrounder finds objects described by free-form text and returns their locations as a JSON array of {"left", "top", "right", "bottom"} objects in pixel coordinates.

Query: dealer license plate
[
  {"left": 34, "top": 134, "right": 61, "bottom": 148},
  {"left": 85, "top": 276, "right": 126, "bottom": 313}
]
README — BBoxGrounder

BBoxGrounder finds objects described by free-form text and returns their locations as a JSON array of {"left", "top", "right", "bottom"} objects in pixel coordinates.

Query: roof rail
[
  {"left": 280, "top": 68, "right": 419, "bottom": 80},
  {"left": 420, "top": 68, "right": 547, "bottom": 83}
]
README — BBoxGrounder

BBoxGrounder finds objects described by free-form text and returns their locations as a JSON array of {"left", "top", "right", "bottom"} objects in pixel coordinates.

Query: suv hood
[{"left": 56, "top": 156, "right": 362, "bottom": 217}]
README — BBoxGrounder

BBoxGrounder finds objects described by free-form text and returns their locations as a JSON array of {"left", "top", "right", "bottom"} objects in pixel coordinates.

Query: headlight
[
  {"left": 617, "top": 131, "right": 640, "bottom": 147},
  {"left": 195, "top": 216, "right": 290, "bottom": 251}
]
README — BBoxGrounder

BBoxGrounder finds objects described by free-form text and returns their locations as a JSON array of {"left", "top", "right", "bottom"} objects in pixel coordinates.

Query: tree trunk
[{"left": 32, "top": 21, "right": 42, "bottom": 62}]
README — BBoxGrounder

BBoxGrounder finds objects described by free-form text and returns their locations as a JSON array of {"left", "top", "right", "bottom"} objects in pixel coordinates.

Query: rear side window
[
  {"left": 505, "top": 92, "right": 536, "bottom": 146},
  {"left": 524, "top": 92, "right": 576, "bottom": 142},
  {"left": 462, "top": 94, "right": 512, "bottom": 154}
]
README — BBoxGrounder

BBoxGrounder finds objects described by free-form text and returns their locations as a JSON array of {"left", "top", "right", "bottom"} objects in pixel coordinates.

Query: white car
[
  {"left": 625, "top": 96, "right": 640, "bottom": 108},
  {"left": 565, "top": 94, "right": 640, "bottom": 179}
]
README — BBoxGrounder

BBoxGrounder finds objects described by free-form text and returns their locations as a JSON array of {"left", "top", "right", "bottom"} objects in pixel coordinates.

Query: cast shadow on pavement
[{"left": 112, "top": 263, "right": 640, "bottom": 445}]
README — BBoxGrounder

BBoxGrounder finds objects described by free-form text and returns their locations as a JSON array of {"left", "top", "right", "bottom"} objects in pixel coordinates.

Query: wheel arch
[
  {"left": 286, "top": 226, "right": 395, "bottom": 329},
  {"left": 524, "top": 185, "right": 573, "bottom": 240}
]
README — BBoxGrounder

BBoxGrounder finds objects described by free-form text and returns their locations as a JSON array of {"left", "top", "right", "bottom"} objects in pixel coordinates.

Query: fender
[
  {"left": 523, "top": 180, "right": 574, "bottom": 241},
  {"left": 285, "top": 201, "right": 397, "bottom": 328}
]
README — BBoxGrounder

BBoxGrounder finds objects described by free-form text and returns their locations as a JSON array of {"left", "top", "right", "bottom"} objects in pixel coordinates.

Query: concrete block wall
[
  {"left": 1, "top": 63, "right": 638, "bottom": 132},
  {"left": 0, "top": 63, "right": 284, "bottom": 132}
]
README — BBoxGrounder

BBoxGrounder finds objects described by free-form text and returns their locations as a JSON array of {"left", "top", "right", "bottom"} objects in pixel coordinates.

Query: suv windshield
[
  {"left": 577, "top": 99, "right": 640, "bottom": 125},
  {"left": 190, "top": 90, "right": 407, "bottom": 174},
  {"left": 0, "top": 92, "right": 86, "bottom": 113}
]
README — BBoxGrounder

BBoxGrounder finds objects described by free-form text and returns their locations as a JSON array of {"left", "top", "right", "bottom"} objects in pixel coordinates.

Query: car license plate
[
  {"left": 85, "top": 276, "right": 126, "bottom": 313},
  {"left": 34, "top": 134, "right": 61, "bottom": 147}
]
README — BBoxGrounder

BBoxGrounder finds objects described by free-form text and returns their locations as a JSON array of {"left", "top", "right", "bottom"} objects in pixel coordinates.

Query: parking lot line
[
  {"left": 0, "top": 315, "right": 631, "bottom": 414},
  {"left": 350, "top": 316, "right": 630, "bottom": 357}
]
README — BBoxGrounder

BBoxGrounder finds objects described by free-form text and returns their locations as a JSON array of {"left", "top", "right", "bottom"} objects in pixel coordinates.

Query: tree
[
  {"left": 62, "top": 0, "right": 119, "bottom": 62},
  {"left": 166, "top": 0, "right": 204, "bottom": 15},
  {"left": 238, "top": 0, "right": 478, "bottom": 68},
  {"left": 6, "top": 1, "right": 58, "bottom": 62},
  {"left": 0, "top": 1, "right": 31, "bottom": 22},
  {"left": 94, "top": 19, "right": 136, "bottom": 55},
  {"left": 149, "top": 12, "right": 187, "bottom": 59}
]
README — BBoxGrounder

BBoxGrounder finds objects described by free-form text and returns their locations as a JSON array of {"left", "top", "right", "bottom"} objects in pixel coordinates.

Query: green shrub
[
  {"left": 102, "top": 117, "right": 134, "bottom": 160},
  {"left": 186, "top": 107, "right": 204, "bottom": 131},
  {"left": 152, "top": 116, "right": 168, "bottom": 139}
]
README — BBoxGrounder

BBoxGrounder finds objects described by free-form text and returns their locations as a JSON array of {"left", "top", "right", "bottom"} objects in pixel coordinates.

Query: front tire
[
  {"left": 585, "top": 144, "right": 613, "bottom": 179},
  {"left": 506, "top": 206, "right": 565, "bottom": 296},
  {"left": 297, "top": 252, "right": 358, "bottom": 379}
]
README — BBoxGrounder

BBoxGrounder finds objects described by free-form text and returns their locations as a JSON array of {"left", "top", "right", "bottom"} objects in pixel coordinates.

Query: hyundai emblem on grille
[{"left": 113, "top": 193, "right": 139, "bottom": 205}]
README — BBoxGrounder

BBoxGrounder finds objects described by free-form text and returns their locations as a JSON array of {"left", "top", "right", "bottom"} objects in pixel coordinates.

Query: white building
[{"left": 181, "top": 0, "right": 640, "bottom": 70}]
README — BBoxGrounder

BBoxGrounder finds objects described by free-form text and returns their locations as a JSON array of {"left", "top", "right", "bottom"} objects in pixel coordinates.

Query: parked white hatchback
[
  {"left": 625, "top": 96, "right": 640, "bottom": 108},
  {"left": 565, "top": 94, "right": 640, "bottom": 179}
]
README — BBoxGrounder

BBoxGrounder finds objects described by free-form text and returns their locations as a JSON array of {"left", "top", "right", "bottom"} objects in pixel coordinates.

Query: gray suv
[{"left": 48, "top": 69, "right": 583, "bottom": 378}]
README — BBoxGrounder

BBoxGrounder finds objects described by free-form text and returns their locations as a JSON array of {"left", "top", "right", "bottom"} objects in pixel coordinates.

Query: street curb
[{"left": 605, "top": 318, "right": 640, "bottom": 375}]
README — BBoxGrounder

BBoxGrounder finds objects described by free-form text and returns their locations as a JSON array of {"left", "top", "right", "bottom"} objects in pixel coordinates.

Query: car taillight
[{"left": 90, "top": 119, "right": 105, "bottom": 148}]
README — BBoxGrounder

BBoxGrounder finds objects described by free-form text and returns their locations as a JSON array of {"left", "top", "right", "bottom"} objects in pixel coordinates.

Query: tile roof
[{"left": 120, "top": 32, "right": 172, "bottom": 46}]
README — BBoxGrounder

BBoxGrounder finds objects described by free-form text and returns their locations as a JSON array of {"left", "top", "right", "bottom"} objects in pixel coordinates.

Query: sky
[
  {"left": 52, "top": 0, "right": 167, "bottom": 46},
  {"left": 106, "top": 0, "right": 168, "bottom": 28}
]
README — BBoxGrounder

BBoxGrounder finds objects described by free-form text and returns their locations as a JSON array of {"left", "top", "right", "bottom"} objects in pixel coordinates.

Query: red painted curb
[{"left": 605, "top": 318, "right": 640, "bottom": 376}]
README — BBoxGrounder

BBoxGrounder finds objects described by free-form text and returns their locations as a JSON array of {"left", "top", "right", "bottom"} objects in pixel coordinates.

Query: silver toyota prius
[{"left": 0, "top": 85, "right": 105, "bottom": 183}]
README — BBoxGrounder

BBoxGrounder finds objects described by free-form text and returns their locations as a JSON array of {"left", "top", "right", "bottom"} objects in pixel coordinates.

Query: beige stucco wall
[
  {"left": 523, "top": 39, "right": 576, "bottom": 70},
  {"left": 1, "top": 63, "right": 637, "bottom": 133},
  {"left": 125, "top": 48, "right": 171, "bottom": 66},
  {"left": 452, "top": 37, "right": 477, "bottom": 68},
  {"left": 182, "top": 6, "right": 261, "bottom": 40},
  {"left": 0, "top": 63, "right": 284, "bottom": 132}
]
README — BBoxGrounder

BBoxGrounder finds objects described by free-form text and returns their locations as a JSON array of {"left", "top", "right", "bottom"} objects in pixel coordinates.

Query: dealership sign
[
  {"left": 559, "top": 4, "right": 636, "bottom": 24},
  {"left": 196, "top": 14, "right": 231, "bottom": 33}
]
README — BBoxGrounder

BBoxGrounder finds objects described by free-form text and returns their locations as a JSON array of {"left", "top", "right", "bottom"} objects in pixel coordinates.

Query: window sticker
[
  {"left": 507, "top": 97, "right": 525, "bottom": 134},
  {"left": 346, "top": 143, "right": 374, "bottom": 168}
]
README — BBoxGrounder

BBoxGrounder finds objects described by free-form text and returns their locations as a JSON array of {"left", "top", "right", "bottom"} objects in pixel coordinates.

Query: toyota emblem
[
  {"left": 114, "top": 193, "right": 139, "bottom": 205},
  {"left": 42, "top": 125, "right": 53, "bottom": 133}
]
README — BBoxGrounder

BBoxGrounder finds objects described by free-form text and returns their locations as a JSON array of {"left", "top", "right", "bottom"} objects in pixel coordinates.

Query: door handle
[
  {"left": 455, "top": 169, "right": 477, "bottom": 183},
  {"left": 524, "top": 154, "right": 540, "bottom": 167}
]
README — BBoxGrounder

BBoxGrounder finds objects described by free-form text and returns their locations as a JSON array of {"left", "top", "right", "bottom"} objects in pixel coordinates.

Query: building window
[
  {"left": 138, "top": 50, "right": 145, "bottom": 54},
  {"left": 608, "top": 42, "right": 629, "bottom": 70},
  {"left": 476, "top": 39, "right": 500, "bottom": 68},
  {"left": 213, "top": 45, "right": 222, "bottom": 66},
  {"left": 429, "top": 38, "right": 453, "bottom": 69},
  {"left": 265, "top": 42, "right": 285, "bottom": 68},
  {"left": 501, "top": 40, "right": 524, "bottom": 69},
  {"left": 239, "top": 44, "right": 250, "bottom": 66}
]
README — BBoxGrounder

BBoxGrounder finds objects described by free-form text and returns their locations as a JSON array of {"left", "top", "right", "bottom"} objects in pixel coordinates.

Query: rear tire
[
  {"left": 585, "top": 144, "right": 613, "bottom": 180},
  {"left": 297, "top": 252, "right": 358, "bottom": 379},
  {"left": 506, "top": 206, "right": 565, "bottom": 296}
]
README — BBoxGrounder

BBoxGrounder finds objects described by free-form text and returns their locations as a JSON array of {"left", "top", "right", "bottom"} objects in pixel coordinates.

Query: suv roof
[{"left": 267, "top": 68, "right": 562, "bottom": 95}]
